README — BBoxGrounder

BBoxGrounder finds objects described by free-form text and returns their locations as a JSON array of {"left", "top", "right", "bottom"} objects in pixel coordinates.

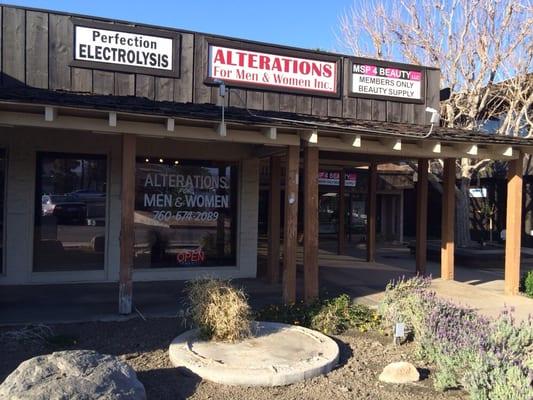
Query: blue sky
[{"left": 6, "top": 0, "right": 353, "bottom": 51}]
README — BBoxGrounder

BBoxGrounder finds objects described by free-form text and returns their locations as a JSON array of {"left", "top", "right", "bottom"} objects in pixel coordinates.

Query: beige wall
[{"left": 0, "top": 126, "right": 259, "bottom": 285}]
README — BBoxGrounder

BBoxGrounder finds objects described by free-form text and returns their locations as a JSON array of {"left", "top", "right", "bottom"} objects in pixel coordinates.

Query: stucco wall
[{"left": 0, "top": 126, "right": 259, "bottom": 285}]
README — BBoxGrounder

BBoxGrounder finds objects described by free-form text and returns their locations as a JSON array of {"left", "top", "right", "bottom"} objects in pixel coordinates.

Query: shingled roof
[{"left": 1, "top": 87, "right": 532, "bottom": 146}]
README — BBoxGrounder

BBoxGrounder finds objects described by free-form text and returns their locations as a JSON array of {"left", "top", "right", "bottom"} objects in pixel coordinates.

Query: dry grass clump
[{"left": 184, "top": 278, "right": 252, "bottom": 342}]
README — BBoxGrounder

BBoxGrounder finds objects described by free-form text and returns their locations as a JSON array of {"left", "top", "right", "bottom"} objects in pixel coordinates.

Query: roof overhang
[{"left": 0, "top": 91, "right": 530, "bottom": 161}]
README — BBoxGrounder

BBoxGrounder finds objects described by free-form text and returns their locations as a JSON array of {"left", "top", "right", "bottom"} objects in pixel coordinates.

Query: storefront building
[{"left": 0, "top": 5, "right": 530, "bottom": 313}]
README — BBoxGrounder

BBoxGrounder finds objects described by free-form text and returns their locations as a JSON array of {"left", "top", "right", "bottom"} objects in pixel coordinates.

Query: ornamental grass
[{"left": 184, "top": 278, "right": 252, "bottom": 342}]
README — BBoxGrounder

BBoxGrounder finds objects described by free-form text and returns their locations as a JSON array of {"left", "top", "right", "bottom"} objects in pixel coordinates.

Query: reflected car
[
  {"left": 69, "top": 189, "right": 106, "bottom": 201},
  {"left": 41, "top": 194, "right": 87, "bottom": 224}
]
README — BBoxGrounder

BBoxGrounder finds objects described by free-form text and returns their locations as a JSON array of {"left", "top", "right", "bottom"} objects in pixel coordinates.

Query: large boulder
[
  {"left": 378, "top": 361, "right": 420, "bottom": 384},
  {"left": 0, "top": 350, "right": 146, "bottom": 400}
]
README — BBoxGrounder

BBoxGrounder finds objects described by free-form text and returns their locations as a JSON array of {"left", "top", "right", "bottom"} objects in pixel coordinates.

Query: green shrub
[
  {"left": 184, "top": 278, "right": 251, "bottom": 342},
  {"left": 424, "top": 299, "right": 489, "bottom": 391},
  {"left": 257, "top": 294, "right": 380, "bottom": 335},
  {"left": 311, "top": 295, "right": 381, "bottom": 335},
  {"left": 520, "top": 270, "right": 533, "bottom": 297},
  {"left": 378, "top": 275, "right": 431, "bottom": 339},
  {"left": 380, "top": 276, "right": 533, "bottom": 397},
  {"left": 257, "top": 299, "right": 321, "bottom": 328},
  {"left": 463, "top": 311, "right": 533, "bottom": 400}
]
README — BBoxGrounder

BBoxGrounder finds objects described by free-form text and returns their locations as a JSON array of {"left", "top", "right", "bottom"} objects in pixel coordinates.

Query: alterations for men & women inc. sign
[
  {"left": 350, "top": 62, "right": 424, "bottom": 102},
  {"left": 72, "top": 20, "right": 180, "bottom": 77},
  {"left": 207, "top": 44, "right": 340, "bottom": 97}
]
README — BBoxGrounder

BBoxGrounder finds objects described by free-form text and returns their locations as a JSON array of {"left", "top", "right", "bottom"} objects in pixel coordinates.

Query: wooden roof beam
[{"left": 317, "top": 136, "right": 519, "bottom": 160}]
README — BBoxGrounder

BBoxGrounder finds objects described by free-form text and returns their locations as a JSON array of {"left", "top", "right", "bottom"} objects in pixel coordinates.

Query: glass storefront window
[
  {"left": 319, "top": 192, "right": 339, "bottom": 234},
  {"left": 34, "top": 153, "right": 107, "bottom": 272},
  {"left": 134, "top": 158, "right": 237, "bottom": 268}
]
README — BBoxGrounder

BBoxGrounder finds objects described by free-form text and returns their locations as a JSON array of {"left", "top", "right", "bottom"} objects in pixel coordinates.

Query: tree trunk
[{"left": 456, "top": 177, "right": 471, "bottom": 247}]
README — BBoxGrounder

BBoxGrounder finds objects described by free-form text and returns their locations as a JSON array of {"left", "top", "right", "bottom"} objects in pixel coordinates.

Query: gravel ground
[{"left": 0, "top": 318, "right": 467, "bottom": 400}]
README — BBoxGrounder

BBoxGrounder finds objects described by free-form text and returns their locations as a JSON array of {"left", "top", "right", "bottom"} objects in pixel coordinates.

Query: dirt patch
[{"left": 0, "top": 318, "right": 466, "bottom": 400}]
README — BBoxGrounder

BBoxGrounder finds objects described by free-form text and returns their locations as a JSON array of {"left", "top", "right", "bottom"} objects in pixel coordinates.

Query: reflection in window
[
  {"left": 34, "top": 153, "right": 107, "bottom": 272},
  {"left": 134, "top": 158, "right": 237, "bottom": 268},
  {"left": 0, "top": 150, "right": 5, "bottom": 273}
]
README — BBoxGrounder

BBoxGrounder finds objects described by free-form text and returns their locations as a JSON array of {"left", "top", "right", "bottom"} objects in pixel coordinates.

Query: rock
[
  {"left": 0, "top": 350, "right": 146, "bottom": 400},
  {"left": 378, "top": 361, "right": 420, "bottom": 384}
]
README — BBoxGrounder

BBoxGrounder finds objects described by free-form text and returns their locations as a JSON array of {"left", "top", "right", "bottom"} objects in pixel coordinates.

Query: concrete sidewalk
[
  {"left": 0, "top": 279, "right": 283, "bottom": 326},
  {"left": 313, "top": 243, "right": 533, "bottom": 322},
  {"left": 1, "top": 243, "right": 531, "bottom": 325}
]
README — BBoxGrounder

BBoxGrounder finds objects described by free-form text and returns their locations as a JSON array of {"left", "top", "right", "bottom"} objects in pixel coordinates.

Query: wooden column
[
  {"left": 338, "top": 169, "right": 346, "bottom": 255},
  {"left": 505, "top": 153, "right": 524, "bottom": 295},
  {"left": 366, "top": 163, "right": 377, "bottom": 262},
  {"left": 304, "top": 145, "right": 319, "bottom": 302},
  {"left": 441, "top": 158, "right": 455, "bottom": 280},
  {"left": 282, "top": 145, "right": 299, "bottom": 303},
  {"left": 119, "top": 134, "right": 136, "bottom": 314},
  {"left": 416, "top": 159, "right": 429, "bottom": 275},
  {"left": 266, "top": 156, "right": 282, "bottom": 284}
]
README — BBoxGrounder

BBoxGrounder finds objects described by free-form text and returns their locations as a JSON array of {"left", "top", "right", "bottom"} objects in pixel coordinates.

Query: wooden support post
[
  {"left": 304, "top": 145, "right": 319, "bottom": 302},
  {"left": 119, "top": 134, "right": 136, "bottom": 314},
  {"left": 338, "top": 168, "right": 346, "bottom": 255},
  {"left": 416, "top": 159, "right": 428, "bottom": 275},
  {"left": 267, "top": 156, "right": 282, "bottom": 284},
  {"left": 366, "top": 163, "right": 377, "bottom": 262},
  {"left": 505, "top": 152, "right": 524, "bottom": 295},
  {"left": 282, "top": 145, "right": 300, "bottom": 303},
  {"left": 441, "top": 158, "right": 455, "bottom": 280}
]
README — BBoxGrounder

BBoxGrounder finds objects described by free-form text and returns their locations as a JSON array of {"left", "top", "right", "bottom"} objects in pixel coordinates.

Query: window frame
[
  {"left": 32, "top": 151, "right": 109, "bottom": 274},
  {"left": 133, "top": 157, "right": 239, "bottom": 270}
]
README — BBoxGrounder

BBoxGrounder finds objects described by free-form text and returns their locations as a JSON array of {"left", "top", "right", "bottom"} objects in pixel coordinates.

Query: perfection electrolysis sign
[
  {"left": 74, "top": 25, "right": 174, "bottom": 71},
  {"left": 208, "top": 45, "right": 339, "bottom": 96},
  {"left": 351, "top": 62, "right": 423, "bottom": 101}
]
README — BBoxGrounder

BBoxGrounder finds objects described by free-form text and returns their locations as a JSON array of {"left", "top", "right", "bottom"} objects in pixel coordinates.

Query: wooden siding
[{"left": 0, "top": 5, "right": 440, "bottom": 125}]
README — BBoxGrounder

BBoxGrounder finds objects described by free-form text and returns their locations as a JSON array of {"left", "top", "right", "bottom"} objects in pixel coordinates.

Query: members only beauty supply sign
[
  {"left": 207, "top": 44, "right": 339, "bottom": 96},
  {"left": 351, "top": 62, "right": 424, "bottom": 102}
]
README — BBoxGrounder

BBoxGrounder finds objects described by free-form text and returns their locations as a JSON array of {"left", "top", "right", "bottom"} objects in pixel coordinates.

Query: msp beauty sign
[
  {"left": 208, "top": 45, "right": 339, "bottom": 96},
  {"left": 351, "top": 62, "right": 424, "bottom": 101},
  {"left": 318, "top": 171, "right": 357, "bottom": 187}
]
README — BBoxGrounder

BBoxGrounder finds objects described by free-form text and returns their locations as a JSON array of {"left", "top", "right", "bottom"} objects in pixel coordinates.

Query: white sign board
[
  {"left": 208, "top": 45, "right": 339, "bottom": 96},
  {"left": 394, "top": 323, "right": 405, "bottom": 338},
  {"left": 74, "top": 26, "right": 174, "bottom": 71},
  {"left": 351, "top": 63, "right": 423, "bottom": 101},
  {"left": 469, "top": 188, "right": 487, "bottom": 198}
]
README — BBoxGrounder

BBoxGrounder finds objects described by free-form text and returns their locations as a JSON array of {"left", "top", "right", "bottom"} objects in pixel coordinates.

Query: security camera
[{"left": 425, "top": 107, "right": 440, "bottom": 124}]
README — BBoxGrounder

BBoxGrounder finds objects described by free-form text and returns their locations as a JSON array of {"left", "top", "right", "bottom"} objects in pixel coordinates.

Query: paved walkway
[
  {"left": 1, "top": 242, "right": 531, "bottom": 325},
  {"left": 311, "top": 242, "right": 533, "bottom": 322}
]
